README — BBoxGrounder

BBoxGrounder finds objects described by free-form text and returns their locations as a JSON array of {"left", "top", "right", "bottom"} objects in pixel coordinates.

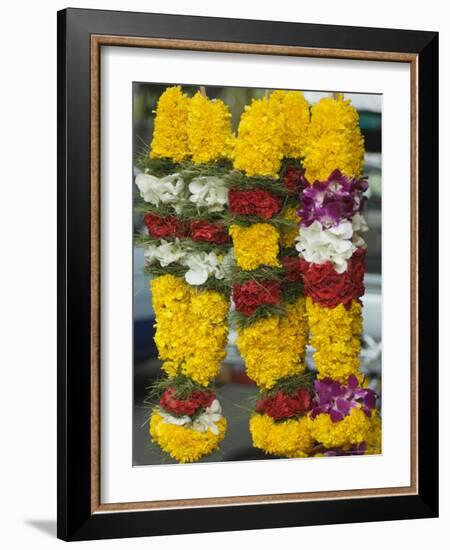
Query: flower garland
[
  {"left": 229, "top": 91, "right": 311, "bottom": 457},
  {"left": 149, "top": 377, "right": 227, "bottom": 463},
  {"left": 136, "top": 87, "right": 381, "bottom": 462},
  {"left": 295, "top": 101, "right": 381, "bottom": 455},
  {"left": 136, "top": 87, "right": 236, "bottom": 462}
]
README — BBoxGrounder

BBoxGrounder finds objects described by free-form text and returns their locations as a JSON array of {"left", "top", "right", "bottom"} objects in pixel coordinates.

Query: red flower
[
  {"left": 256, "top": 388, "right": 312, "bottom": 420},
  {"left": 228, "top": 188, "right": 282, "bottom": 220},
  {"left": 159, "top": 387, "right": 215, "bottom": 417},
  {"left": 300, "top": 248, "right": 366, "bottom": 308},
  {"left": 232, "top": 279, "right": 282, "bottom": 316},
  {"left": 144, "top": 214, "right": 187, "bottom": 239},
  {"left": 190, "top": 220, "right": 229, "bottom": 244},
  {"left": 281, "top": 256, "right": 303, "bottom": 282},
  {"left": 283, "top": 166, "right": 307, "bottom": 194}
]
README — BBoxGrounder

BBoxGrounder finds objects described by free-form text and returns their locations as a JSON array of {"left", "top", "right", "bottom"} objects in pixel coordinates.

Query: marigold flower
[
  {"left": 303, "top": 97, "right": 365, "bottom": 182},
  {"left": 306, "top": 297, "right": 363, "bottom": 382},
  {"left": 269, "top": 90, "right": 310, "bottom": 158},
  {"left": 150, "top": 412, "right": 226, "bottom": 463},
  {"left": 309, "top": 408, "right": 379, "bottom": 450},
  {"left": 187, "top": 92, "right": 235, "bottom": 164},
  {"left": 236, "top": 296, "right": 308, "bottom": 389},
  {"left": 233, "top": 97, "right": 285, "bottom": 177},
  {"left": 250, "top": 413, "right": 313, "bottom": 458},
  {"left": 229, "top": 223, "right": 280, "bottom": 271},
  {"left": 150, "top": 86, "right": 190, "bottom": 162},
  {"left": 151, "top": 274, "right": 229, "bottom": 386}
]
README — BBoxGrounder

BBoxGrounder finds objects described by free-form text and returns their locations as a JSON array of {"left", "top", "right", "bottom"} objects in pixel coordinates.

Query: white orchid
[
  {"left": 188, "top": 176, "right": 228, "bottom": 212},
  {"left": 181, "top": 251, "right": 226, "bottom": 286},
  {"left": 158, "top": 399, "right": 223, "bottom": 435},
  {"left": 295, "top": 219, "right": 356, "bottom": 274},
  {"left": 144, "top": 239, "right": 186, "bottom": 267},
  {"left": 135, "top": 172, "right": 185, "bottom": 207},
  {"left": 192, "top": 400, "right": 223, "bottom": 435}
]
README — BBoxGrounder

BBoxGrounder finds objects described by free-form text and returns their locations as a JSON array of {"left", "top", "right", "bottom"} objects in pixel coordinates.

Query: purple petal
[{"left": 329, "top": 409, "right": 344, "bottom": 423}]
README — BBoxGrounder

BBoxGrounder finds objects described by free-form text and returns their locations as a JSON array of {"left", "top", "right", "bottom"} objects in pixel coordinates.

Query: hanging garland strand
[
  {"left": 296, "top": 95, "right": 381, "bottom": 456},
  {"left": 136, "top": 86, "right": 235, "bottom": 463}
]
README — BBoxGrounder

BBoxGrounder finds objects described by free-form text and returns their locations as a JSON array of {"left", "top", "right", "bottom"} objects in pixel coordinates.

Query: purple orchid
[
  {"left": 298, "top": 170, "right": 368, "bottom": 228},
  {"left": 310, "top": 375, "right": 377, "bottom": 423}
]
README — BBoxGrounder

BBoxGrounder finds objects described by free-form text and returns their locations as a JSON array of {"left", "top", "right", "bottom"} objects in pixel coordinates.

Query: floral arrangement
[
  {"left": 136, "top": 87, "right": 234, "bottom": 462},
  {"left": 149, "top": 376, "right": 226, "bottom": 463},
  {"left": 294, "top": 99, "right": 381, "bottom": 455},
  {"left": 135, "top": 86, "right": 381, "bottom": 463}
]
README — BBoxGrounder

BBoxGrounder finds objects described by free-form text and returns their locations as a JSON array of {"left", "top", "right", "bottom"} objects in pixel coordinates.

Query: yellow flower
[
  {"left": 151, "top": 275, "right": 229, "bottom": 386},
  {"left": 150, "top": 412, "right": 227, "bottom": 463},
  {"left": 229, "top": 223, "right": 280, "bottom": 271},
  {"left": 303, "top": 97, "right": 364, "bottom": 182},
  {"left": 269, "top": 90, "right": 310, "bottom": 158},
  {"left": 250, "top": 413, "right": 313, "bottom": 458},
  {"left": 309, "top": 408, "right": 379, "bottom": 450},
  {"left": 365, "top": 411, "right": 382, "bottom": 455},
  {"left": 187, "top": 92, "right": 235, "bottom": 164},
  {"left": 150, "top": 86, "right": 190, "bottom": 162},
  {"left": 279, "top": 207, "right": 301, "bottom": 248},
  {"left": 306, "top": 297, "right": 363, "bottom": 382},
  {"left": 233, "top": 97, "right": 285, "bottom": 177},
  {"left": 237, "top": 296, "right": 308, "bottom": 389}
]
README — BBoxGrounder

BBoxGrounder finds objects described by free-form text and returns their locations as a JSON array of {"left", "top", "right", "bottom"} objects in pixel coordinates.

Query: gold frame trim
[{"left": 90, "top": 35, "right": 419, "bottom": 514}]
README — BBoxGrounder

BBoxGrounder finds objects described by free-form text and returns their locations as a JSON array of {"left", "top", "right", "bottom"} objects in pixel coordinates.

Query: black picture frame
[{"left": 57, "top": 7, "right": 438, "bottom": 541}]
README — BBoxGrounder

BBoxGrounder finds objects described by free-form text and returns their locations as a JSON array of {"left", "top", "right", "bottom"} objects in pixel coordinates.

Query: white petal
[{"left": 185, "top": 268, "right": 208, "bottom": 286}]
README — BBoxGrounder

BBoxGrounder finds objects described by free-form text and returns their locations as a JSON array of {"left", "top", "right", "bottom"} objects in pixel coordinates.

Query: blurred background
[{"left": 132, "top": 84, "right": 382, "bottom": 466}]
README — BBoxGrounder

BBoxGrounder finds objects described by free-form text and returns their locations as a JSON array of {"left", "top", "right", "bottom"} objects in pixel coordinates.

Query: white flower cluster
[
  {"left": 158, "top": 399, "right": 223, "bottom": 435},
  {"left": 144, "top": 240, "right": 233, "bottom": 286},
  {"left": 295, "top": 213, "right": 368, "bottom": 274},
  {"left": 135, "top": 172, "right": 228, "bottom": 213}
]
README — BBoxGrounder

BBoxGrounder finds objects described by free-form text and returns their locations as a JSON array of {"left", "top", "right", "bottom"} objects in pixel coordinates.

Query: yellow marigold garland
[
  {"left": 151, "top": 274, "right": 229, "bottom": 386},
  {"left": 309, "top": 408, "right": 379, "bottom": 450},
  {"left": 303, "top": 97, "right": 364, "bottom": 182},
  {"left": 306, "top": 297, "right": 363, "bottom": 383},
  {"left": 229, "top": 223, "right": 280, "bottom": 271},
  {"left": 187, "top": 92, "right": 235, "bottom": 164},
  {"left": 269, "top": 90, "right": 310, "bottom": 159},
  {"left": 150, "top": 86, "right": 190, "bottom": 162},
  {"left": 233, "top": 97, "right": 285, "bottom": 177},
  {"left": 250, "top": 413, "right": 313, "bottom": 458},
  {"left": 150, "top": 412, "right": 227, "bottom": 463},
  {"left": 236, "top": 296, "right": 308, "bottom": 389}
]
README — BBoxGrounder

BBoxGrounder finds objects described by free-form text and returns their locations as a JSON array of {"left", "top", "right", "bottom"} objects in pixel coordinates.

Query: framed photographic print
[{"left": 57, "top": 8, "right": 439, "bottom": 541}]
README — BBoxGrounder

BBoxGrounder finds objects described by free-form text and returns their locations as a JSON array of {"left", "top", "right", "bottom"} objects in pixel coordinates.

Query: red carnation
[
  {"left": 256, "top": 388, "right": 312, "bottom": 420},
  {"left": 144, "top": 214, "right": 187, "bottom": 239},
  {"left": 190, "top": 220, "right": 229, "bottom": 244},
  {"left": 300, "top": 248, "right": 366, "bottom": 309},
  {"left": 232, "top": 279, "right": 282, "bottom": 316},
  {"left": 228, "top": 188, "right": 282, "bottom": 220},
  {"left": 281, "top": 256, "right": 303, "bottom": 282},
  {"left": 283, "top": 166, "right": 305, "bottom": 194},
  {"left": 160, "top": 387, "right": 215, "bottom": 417}
]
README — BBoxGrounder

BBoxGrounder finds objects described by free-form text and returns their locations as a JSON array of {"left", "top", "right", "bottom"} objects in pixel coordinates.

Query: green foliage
[
  {"left": 261, "top": 371, "right": 315, "bottom": 399},
  {"left": 231, "top": 304, "right": 287, "bottom": 330}
]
